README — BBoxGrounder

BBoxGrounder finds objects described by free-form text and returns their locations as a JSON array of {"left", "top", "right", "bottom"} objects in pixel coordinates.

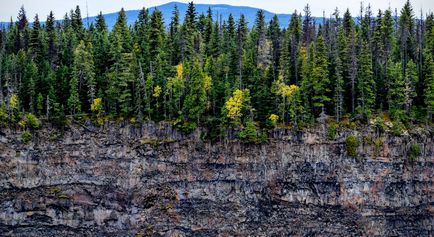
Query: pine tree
[
  {"left": 403, "top": 60, "right": 417, "bottom": 115},
  {"left": 46, "top": 11, "right": 57, "bottom": 68},
  {"left": 72, "top": 40, "right": 96, "bottom": 106},
  {"left": 425, "top": 54, "right": 434, "bottom": 121},
  {"left": 149, "top": 9, "right": 165, "bottom": 61},
  {"left": 357, "top": 40, "right": 376, "bottom": 119},
  {"left": 268, "top": 15, "right": 281, "bottom": 81},
  {"left": 288, "top": 11, "right": 302, "bottom": 84},
  {"left": 180, "top": 2, "right": 198, "bottom": 60},
  {"left": 183, "top": 60, "right": 211, "bottom": 125},
  {"left": 72, "top": 6, "right": 84, "bottom": 39},
  {"left": 311, "top": 36, "right": 330, "bottom": 115},
  {"left": 236, "top": 14, "right": 248, "bottom": 88},
  {"left": 397, "top": 0, "right": 415, "bottom": 70},
  {"left": 302, "top": 5, "right": 315, "bottom": 46},
  {"left": 67, "top": 74, "right": 81, "bottom": 115},
  {"left": 107, "top": 8, "right": 135, "bottom": 115},
  {"left": 299, "top": 46, "right": 314, "bottom": 123},
  {"left": 24, "top": 61, "right": 38, "bottom": 112},
  {"left": 388, "top": 61, "right": 405, "bottom": 120},
  {"left": 16, "top": 6, "right": 29, "bottom": 51},
  {"left": 29, "top": 14, "right": 43, "bottom": 63},
  {"left": 169, "top": 5, "right": 181, "bottom": 65},
  {"left": 93, "top": 12, "right": 109, "bottom": 97}
]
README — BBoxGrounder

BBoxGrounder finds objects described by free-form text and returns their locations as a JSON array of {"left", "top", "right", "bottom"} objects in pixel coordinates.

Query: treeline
[{"left": 0, "top": 1, "right": 433, "bottom": 134}]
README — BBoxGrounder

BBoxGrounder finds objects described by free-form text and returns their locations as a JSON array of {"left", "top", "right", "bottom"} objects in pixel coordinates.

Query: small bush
[
  {"left": 327, "top": 123, "right": 338, "bottom": 140},
  {"left": 174, "top": 119, "right": 197, "bottom": 134},
  {"left": 0, "top": 103, "right": 8, "bottom": 127},
  {"left": 408, "top": 144, "right": 421, "bottom": 161},
  {"left": 392, "top": 121, "right": 406, "bottom": 136},
  {"left": 346, "top": 135, "right": 359, "bottom": 157},
  {"left": 21, "top": 131, "right": 32, "bottom": 144},
  {"left": 363, "top": 135, "right": 373, "bottom": 145},
  {"left": 26, "top": 113, "right": 41, "bottom": 129},
  {"left": 239, "top": 120, "right": 258, "bottom": 142},
  {"left": 373, "top": 138, "right": 384, "bottom": 156}
]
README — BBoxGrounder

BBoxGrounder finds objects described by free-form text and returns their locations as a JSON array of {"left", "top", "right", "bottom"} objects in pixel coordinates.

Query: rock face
[{"left": 0, "top": 122, "right": 433, "bottom": 236}]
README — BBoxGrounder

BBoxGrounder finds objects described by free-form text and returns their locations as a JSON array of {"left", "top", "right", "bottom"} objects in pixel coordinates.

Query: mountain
[
  {"left": 1, "top": 2, "right": 325, "bottom": 29},
  {"left": 84, "top": 2, "right": 297, "bottom": 29}
]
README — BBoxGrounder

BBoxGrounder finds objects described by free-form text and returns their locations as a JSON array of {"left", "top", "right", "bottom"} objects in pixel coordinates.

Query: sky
[{"left": 1, "top": 0, "right": 433, "bottom": 21}]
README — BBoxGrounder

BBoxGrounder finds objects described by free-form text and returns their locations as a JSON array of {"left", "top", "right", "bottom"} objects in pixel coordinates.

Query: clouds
[{"left": 1, "top": 0, "right": 432, "bottom": 21}]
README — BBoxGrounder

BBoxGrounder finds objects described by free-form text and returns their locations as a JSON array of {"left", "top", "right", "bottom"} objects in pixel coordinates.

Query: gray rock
[{"left": 0, "top": 122, "right": 432, "bottom": 236}]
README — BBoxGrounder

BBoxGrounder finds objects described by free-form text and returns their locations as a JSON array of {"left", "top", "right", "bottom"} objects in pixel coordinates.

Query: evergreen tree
[
  {"left": 311, "top": 36, "right": 330, "bottom": 115},
  {"left": 107, "top": 8, "right": 135, "bottom": 115},
  {"left": 29, "top": 14, "right": 43, "bottom": 63},
  {"left": 388, "top": 61, "right": 405, "bottom": 119},
  {"left": 169, "top": 5, "right": 181, "bottom": 65},
  {"left": 268, "top": 15, "right": 281, "bottom": 81},
  {"left": 397, "top": 0, "right": 415, "bottom": 69},
  {"left": 236, "top": 14, "right": 248, "bottom": 88},
  {"left": 16, "top": 6, "right": 29, "bottom": 51},
  {"left": 46, "top": 11, "right": 57, "bottom": 68},
  {"left": 72, "top": 40, "right": 96, "bottom": 106},
  {"left": 357, "top": 41, "right": 375, "bottom": 119},
  {"left": 425, "top": 54, "right": 434, "bottom": 121},
  {"left": 67, "top": 74, "right": 81, "bottom": 115},
  {"left": 302, "top": 5, "right": 315, "bottom": 46},
  {"left": 149, "top": 9, "right": 165, "bottom": 60},
  {"left": 404, "top": 60, "right": 417, "bottom": 114},
  {"left": 183, "top": 60, "right": 211, "bottom": 125},
  {"left": 72, "top": 6, "right": 84, "bottom": 39}
]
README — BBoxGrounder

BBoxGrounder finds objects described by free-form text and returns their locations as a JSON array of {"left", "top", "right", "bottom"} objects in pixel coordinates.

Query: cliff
[{"left": 0, "top": 122, "right": 433, "bottom": 236}]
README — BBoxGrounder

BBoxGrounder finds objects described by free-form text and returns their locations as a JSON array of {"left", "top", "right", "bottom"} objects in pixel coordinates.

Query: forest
[{"left": 0, "top": 1, "right": 433, "bottom": 140}]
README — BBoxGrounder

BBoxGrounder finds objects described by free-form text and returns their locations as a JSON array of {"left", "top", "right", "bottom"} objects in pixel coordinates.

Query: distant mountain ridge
[{"left": 1, "top": 2, "right": 326, "bottom": 29}]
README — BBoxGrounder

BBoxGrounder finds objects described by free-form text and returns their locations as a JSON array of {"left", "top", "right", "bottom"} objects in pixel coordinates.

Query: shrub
[
  {"left": 346, "top": 135, "right": 359, "bottom": 157},
  {"left": 26, "top": 113, "right": 41, "bottom": 129},
  {"left": 392, "top": 121, "right": 406, "bottom": 136},
  {"left": 265, "top": 114, "right": 279, "bottom": 128},
  {"left": 408, "top": 144, "right": 421, "bottom": 161},
  {"left": 0, "top": 103, "right": 8, "bottom": 127},
  {"left": 239, "top": 119, "right": 258, "bottom": 142},
  {"left": 21, "top": 131, "right": 32, "bottom": 144},
  {"left": 327, "top": 123, "right": 338, "bottom": 140},
  {"left": 373, "top": 138, "right": 384, "bottom": 157}
]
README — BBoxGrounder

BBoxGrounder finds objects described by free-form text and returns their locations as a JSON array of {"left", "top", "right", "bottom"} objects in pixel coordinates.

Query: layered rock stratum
[{"left": 0, "top": 122, "right": 433, "bottom": 236}]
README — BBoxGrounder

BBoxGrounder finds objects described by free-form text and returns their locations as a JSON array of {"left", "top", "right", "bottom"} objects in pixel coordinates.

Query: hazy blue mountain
[{"left": 2, "top": 2, "right": 326, "bottom": 29}]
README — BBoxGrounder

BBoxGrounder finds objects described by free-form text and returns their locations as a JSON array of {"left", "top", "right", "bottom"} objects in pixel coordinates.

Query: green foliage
[
  {"left": 392, "top": 121, "right": 406, "bottom": 136},
  {"left": 239, "top": 119, "right": 258, "bottom": 142},
  {"left": 182, "top": 60, "right": 211, "bottom": 123},
  {"left": 408, "top": 144, "right": 421, "bottom": 161},
  {"left": 373, "top": 138, "right": 384, "bottom": 157},
  {"left": 0, "top": 104, "right": 8, "bottom": 127},
  {"left": 356, "top": 41, "right": 375, "bottom": 119},
  {"left": 21, "top": 131, "right": 32, "bottom": 144},
  {"left": 67, "top": 76, "right": 81, "bottom": 115},
  {"left": 327, "top": 123, "right": 338, "bottom": 140},
  {"left": 0, "top": 2, "right": 432, "bottom": 132},
  {"left": 25, "top": 113, "right": 41, "bottom": 129},
  {"left": 345, "top": 135, "right": 359, "bottom": 157}
]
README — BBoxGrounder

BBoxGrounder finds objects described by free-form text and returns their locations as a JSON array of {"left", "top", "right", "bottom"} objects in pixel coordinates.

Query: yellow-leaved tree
[
  {"left": 224, "top": 89, "right": 251, "bottom": 123},
  {"left": 91, "top": 98, "right": 104, "bottom": 125},
  {"left": 273, "top": 76, "right": 300, "bottom": 123}
]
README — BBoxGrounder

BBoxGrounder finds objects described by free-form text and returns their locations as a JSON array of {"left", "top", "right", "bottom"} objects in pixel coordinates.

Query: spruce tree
[
  {"left": 311, "top": 36, "right": 330, "bottom": 115},
  {"left": 67, "top": 75, "right": 81, "bottom": 115},
  {"left": 72, "top": 40, "right": 96, "bottom": 106},
  {"left": 357, "top": 40, "right": 375, "bottom": 119},
  {"left": 46, "top": 11, "right": 57, "bottom": 68}
]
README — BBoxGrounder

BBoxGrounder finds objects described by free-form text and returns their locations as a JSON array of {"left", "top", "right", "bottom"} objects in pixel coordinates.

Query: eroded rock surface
[{"left": 0, "top": 122, "right": 433, "bottom": 236}]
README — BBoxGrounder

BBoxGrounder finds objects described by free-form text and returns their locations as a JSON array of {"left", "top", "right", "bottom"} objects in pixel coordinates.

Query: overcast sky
[{"left": 1, "top": 0, "right": 433, "bottom": 21}]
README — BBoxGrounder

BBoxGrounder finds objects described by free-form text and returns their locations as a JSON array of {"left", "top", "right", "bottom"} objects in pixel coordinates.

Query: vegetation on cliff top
[{"left": 0, "top": 1, "right": 433, "bottom": 140}]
